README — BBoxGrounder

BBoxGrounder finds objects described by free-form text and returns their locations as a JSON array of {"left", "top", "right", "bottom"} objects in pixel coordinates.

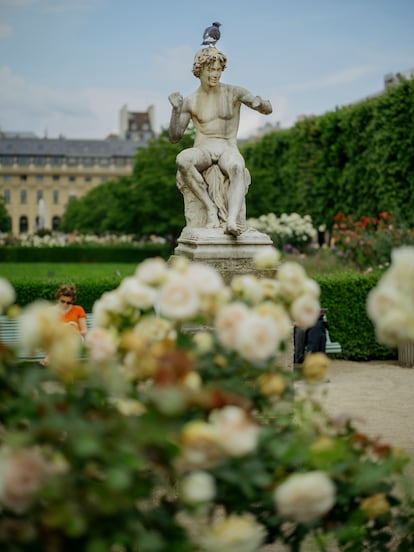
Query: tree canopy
[{"left": 61, "top": 80, "right": 414, "bottom": 237}]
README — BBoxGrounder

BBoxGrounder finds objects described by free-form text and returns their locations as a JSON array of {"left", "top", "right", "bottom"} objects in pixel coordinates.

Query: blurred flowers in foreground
[{"left": 0, "top": 247, "right": 413, "bottom": 551}]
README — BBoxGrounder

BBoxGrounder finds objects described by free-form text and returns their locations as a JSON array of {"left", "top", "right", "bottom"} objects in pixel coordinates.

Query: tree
[
  {"left": 0, "top": 197, "right": 11, "bottom": 232},
  {"left": 61, "top": 130, "right": 193, "bottom": 240}
]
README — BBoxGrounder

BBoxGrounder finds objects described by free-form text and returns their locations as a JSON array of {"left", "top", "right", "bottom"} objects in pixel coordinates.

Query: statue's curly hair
[{"left": 192, "top": 48, "right": 227, "bottom": 78}]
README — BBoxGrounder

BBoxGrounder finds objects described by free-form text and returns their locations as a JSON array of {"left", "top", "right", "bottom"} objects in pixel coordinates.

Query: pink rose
[{"left": 0, "top": 448, "right": 51, "bottom": 513}]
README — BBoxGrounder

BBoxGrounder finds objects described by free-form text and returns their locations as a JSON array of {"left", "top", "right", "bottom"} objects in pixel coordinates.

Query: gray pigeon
[{"left": 201, "top": 21, "right": 221, "bottom": 47}]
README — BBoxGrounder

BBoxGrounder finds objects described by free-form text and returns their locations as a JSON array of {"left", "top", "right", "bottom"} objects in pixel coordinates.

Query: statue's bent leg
[
  {"left": 176, "top": 149, "right": 219, "bottom": 228},
  {"left": 219, "top": 155, "right": 246, "bottom": 237}
]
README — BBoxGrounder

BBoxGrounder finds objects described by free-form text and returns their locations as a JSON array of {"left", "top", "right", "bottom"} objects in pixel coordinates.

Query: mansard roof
[{"left": 0, "top": 137, "right": 141, "bottom": 158}]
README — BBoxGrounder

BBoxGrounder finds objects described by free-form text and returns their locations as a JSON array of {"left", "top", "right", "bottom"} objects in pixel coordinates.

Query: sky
[{"left": 0, "top": 0, "right": 413, "bottom": 140}]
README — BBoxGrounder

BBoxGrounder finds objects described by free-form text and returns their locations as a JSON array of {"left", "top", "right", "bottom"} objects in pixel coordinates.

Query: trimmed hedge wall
[
  {"left": 315, "top": 271, "right": 396, "bottom": 361},
  {"left": 11, "top": 279, "right": 119, "bottom": 313},
  {"left": 0, "top": 244, "right": 173, "bottom": 263}
]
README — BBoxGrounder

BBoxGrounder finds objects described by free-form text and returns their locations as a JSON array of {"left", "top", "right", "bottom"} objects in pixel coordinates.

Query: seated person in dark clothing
[{"left": 306, "top": 309, "right": 329, "bottom": 353}]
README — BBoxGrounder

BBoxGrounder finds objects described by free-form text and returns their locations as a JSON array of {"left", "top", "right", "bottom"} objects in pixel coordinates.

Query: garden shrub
[
  {"left": 0, "top": 244, "right": 172, "bottom": 263},
  {"left": 315, "top": 271, "right": 396, "bottom": 360}
]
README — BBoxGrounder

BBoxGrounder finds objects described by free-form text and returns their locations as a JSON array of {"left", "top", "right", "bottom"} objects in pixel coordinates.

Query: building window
[
  {"left": 36, "top": 190, "right": 43, "bottom": 202},
  {"left": 50, "top": 157, "right": 63, "bottom": 165},
  {"left": 67, "top": 157, "right": 78, "bottom": 166},
  {"left": 34, "top": 157, "right": 46, "bottom": 165},
  {"left": 52, "top": 216, "right": 61, "bottom": 230},
  {"left": 114, "top": 158, "right": 126, "bottom": 166},
  {"left": 3, "top": 175, "right": 12, "bottom": 181},
  {"left": 36, "top": 175, "right": 44, "bottom": 182},
  {"left": 101, "top": 176, "right": 108, "bottom": 183},
  {"left": 52, "top": 175, "right": 60, "bottom": 181},
  {"left": 18, "top": 156, "right": 31, "bottom": 165},
  {"left": 53, "top": 190, "right": 59, "bottom": 204},
  {"left": 4, "top": 190, "right": 10, "bottom": 204},
  {"left": 85, "top": 176, "right": 92, "bottom": 182},
  {"left": 20, "top": 175, "right": 28, "bottom": 181},
  {"left": 69, "top": 176, "right": 76, "bottom": 182},
  {"left": 1, "top": 156, "right": 14, "bottom": 165},
  {"left": 20, "top": 190, "right": 27, "bottom": 204},
  {"left": 19, "top": 215, "right": 28, "bottom": 234},
  {"left": 99, "top": 158, "right": 110, "bottom": 166},
  {"left": 82, "top": 157, "right": 94, "bottom": 166}
]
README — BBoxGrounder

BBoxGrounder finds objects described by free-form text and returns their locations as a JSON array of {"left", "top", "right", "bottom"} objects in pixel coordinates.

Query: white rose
[
  {"left": 180, "top": 471, "right": 216, "bottom": 504},
  {"left": 158, "top": 273, "right": 200, "bottom": 320},
  {"left": 290, "top": 294, "right": 320, "bottom": 329},
  {"left": 19, "top": 301, "right": 58, "bottom": 350},
  {"left": 135, "top": 257, "right": 168, "bottom": 286},
  {"left": 198, "top": 513, "right": 266, "bottom": 552},
  {"left": 235, "top": 312, "right": 280, "bottom": 362},
  {"left": 277, "top": 262, "right": 308, "bottom": 301},
  {"left": 85, "top": 327, "right": 117, "bottom": 363},
  {"left": 254, "top": 246, "right": 281, "bottom": 269},
  {"left": 0, "top": 277, "right": 15, "bottom": 313},
  {"left": 210, "top": 406, "right": 259, "bottom": 457},
  {"left": 215, "top": 302, "right": 249, "bottom": 351},
  {"left": 119, "top": 277, "right": 157, "bottom": 310},
  {"left": 185, "top": 262, "right": 224, "bottom": 295},
  {"left": 274, "top": 471, "right": 336, "bottom": 523},
  {"left": 231, "top": 274, "right": 264, "bottom": 305}
]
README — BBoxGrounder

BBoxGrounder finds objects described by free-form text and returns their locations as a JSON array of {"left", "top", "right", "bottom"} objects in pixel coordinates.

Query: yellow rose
[
  {"left": 360, "top": 493, "right": 390, "bottom": 519},
  {"left": 303, "top": 352, "right": 330, "bottom": 381},
  {"left": 258, "top": 373, "right": 286, "bottom": 396}
]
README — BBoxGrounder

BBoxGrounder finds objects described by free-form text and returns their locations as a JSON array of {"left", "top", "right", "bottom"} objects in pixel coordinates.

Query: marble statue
[{"left": 168, "top": 46, "right": 272, "bottom": 237}]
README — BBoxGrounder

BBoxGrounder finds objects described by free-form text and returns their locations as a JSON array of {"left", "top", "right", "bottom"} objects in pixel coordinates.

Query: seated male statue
[{"left": 168, "top": 47, "right": 272, "bottom": 237}]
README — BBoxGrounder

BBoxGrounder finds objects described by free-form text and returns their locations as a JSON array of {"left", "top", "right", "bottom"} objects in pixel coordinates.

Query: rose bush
[
  {"left": 0, "top": 248, "right": 413, "bottom": 551},
  {"left": 331, "top": 212, "right": 414, "bottom": 271}
]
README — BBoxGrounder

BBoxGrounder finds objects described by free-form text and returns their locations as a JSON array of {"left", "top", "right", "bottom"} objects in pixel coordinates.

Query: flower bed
[{"left": 0, "top": 249, "right": 413, "bottom": 551}]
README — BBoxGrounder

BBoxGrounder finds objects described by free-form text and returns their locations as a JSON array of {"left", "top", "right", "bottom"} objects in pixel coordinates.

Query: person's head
[
  {"left": 192, "top": 47, "right": 227, "bottom": 79},
  {"left": 56, "top": 284, "right": 76, "bottom": 312}
]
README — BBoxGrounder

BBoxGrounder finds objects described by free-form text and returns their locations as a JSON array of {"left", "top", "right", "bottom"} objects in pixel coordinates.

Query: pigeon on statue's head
[{"left": 201, "top": 22, "right": 221, "bottom": 47}]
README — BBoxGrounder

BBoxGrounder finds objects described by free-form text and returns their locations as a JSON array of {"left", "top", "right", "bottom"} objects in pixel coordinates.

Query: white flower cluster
[
  {"left": 247, "top": 212, "right": 317, "bottom": 249},
  {"left": 367, "top": 246, "right": 414, "bottom": 346},
  {"left": 0, "top": 232, "right": 158, "bottom": 247},
  {"left": 90, "top": 251, "right": 320, "bottom": 366}
]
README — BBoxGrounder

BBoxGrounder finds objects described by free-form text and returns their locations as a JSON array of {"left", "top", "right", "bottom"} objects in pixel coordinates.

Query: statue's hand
[
  {"left": 260, "top": 99, "right": 273, "bottom": 115},
  {"left": 168, "top": 92, "right": 183, "bottom": 110}
]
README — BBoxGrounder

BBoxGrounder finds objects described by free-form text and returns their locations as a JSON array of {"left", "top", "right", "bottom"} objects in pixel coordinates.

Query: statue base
[
  {"left": 172, "top": 226, "right": 294, "bottom": 371},
  {"left": 174, "top": 226, "right": 277, "bottom": 282}
]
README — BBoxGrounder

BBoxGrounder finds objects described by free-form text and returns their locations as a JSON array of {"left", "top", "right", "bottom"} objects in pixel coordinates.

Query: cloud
[
  {"left": 286, "top": 65, "right": 374, "bottom": 92},
  {"left": 0, "top": 66, "right": 94, "bottom": 135},
  {"left": 0, "top": 24, "right": 12, "bottom": 38}
]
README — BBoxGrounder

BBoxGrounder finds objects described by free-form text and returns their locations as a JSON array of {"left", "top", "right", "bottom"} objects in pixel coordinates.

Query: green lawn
[{"left": 0, "top": 263, "right": 137, "bottom": 283}]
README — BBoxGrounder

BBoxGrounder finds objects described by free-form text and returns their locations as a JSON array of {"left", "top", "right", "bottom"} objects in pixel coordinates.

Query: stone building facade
[{"left": 0, "top": 106, "right": 155, "bottom": 235}]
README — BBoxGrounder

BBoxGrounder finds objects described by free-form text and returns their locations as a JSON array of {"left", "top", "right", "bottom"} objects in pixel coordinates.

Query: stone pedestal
[
  {"left": 173, "top": 226, "right": 294, "bottom": 371},
  {"left": 174, "top": 226, "right": 276, "bottom": 283}
]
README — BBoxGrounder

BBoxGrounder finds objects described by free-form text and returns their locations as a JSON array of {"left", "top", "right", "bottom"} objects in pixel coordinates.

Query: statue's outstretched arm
[
  {"left": 238, "top": 87, "right": 273, "bottom": 115},
  {"left": 168, "top": 92, "right": 191, "bottom": 143}
]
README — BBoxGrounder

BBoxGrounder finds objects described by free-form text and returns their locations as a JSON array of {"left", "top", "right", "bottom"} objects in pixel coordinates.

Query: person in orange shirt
[{"left": 40, "top": 284, "right": 87, "bottom": 366}]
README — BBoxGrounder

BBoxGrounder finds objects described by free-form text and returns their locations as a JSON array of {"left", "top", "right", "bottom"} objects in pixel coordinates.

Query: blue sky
[{"left": 0, "top": 0, "right": 413, "bottom": 139}]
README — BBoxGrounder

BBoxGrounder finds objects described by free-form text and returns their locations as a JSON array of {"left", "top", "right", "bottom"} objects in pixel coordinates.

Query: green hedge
[
  {"left": 315, "top": 271, "right": 396, "bottom": 361},
  {"left": 11, "top": 279, "right": 119, "bottom": 313},
  {"left": 0, "top": 244, "right": 173, "bottom": 263},
  {"left": 242, "top": 79, "right": 414, "bottom": 228}
]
